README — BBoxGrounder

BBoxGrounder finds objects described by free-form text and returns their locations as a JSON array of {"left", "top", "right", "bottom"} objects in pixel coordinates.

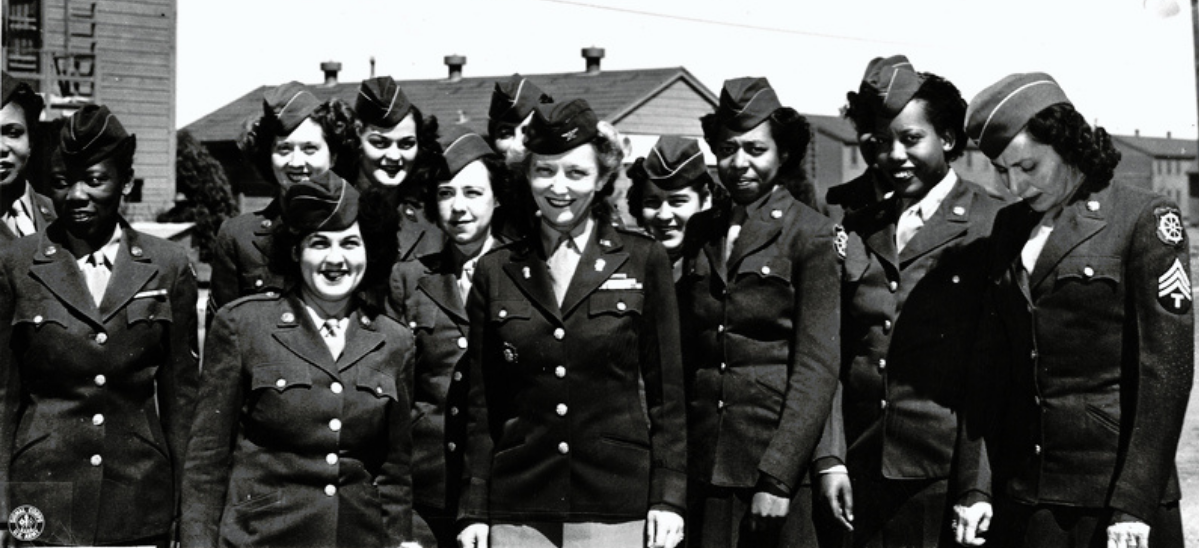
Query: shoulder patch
[
  {"left": 834, "top": 224, "right": 848, "bottom": 261},
  {"left": 1157, "top": 258, "right": 1192, "bottom": 314},
  {"left": 1155, "top": 206, "right": 1185, "bottom": 247}
]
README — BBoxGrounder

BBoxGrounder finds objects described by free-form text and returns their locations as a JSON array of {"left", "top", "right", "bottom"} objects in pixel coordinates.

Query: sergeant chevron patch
[{"left": 1157, "top": 258, "right": 1192, "bottom": 314}]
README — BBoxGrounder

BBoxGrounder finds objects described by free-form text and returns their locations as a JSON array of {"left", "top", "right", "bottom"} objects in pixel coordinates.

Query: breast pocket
[
  {"left": 1055, "top": 256, "right": 1121, "bottom": 292},
  {"left": 736, "top": 255, "right": 793, "bottom": 286},
  {"left": 250, "top": 363, "right": 314, "bottom": 393},
  {"left": 489, "top": 300, "right": 531, "bottom": 325},
  {"left": 126, "top": 290, "right": 173, "bottom": 326},
  {"left": 406, "top": 302, "right": 439, "bottom": 333}
]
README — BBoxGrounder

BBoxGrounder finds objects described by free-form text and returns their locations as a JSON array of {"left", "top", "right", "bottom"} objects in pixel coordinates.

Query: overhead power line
[{"left": 530, "top": 0, "right": 932, "bottom": 47}]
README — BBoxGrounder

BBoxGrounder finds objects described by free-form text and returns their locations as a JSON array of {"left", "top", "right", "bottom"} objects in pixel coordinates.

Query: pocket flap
[
  {"left": 357, "top": 368, "right": 399, "bottom": 401},
  {"left": 490, "top": 300, "right": 531, "bottom": 323},
  {"left": 588, "top": 291, "right": 644, "bottom": 317},
  {"left": 1056, "top": 256, "right": 1121, "bottom": 283},
  {"left": 250, "top": 363, "right": 313, "bottom": 392},
  {"left": 737, "top": 255, "right": 792, "bottom": 282}
]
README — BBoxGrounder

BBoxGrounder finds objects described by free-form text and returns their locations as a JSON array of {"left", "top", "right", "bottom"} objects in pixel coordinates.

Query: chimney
[
  {"left": 582, "top": 47, "right": 605, "bottom": 74},
  {"left": 369, "top": 56, "right": 376, "bottom": 79},
  {"left": 1135, "top": 129, "right": 1140, "bottom": 137},
  {"left": 320, "top": 61, "right": 341, "bottom": 86},
  {"left": 1168, "top": 131, "right": 1173, "bottom": 139},
  {"left": 445, "top": 54, "right": 466, "bottom": 82}
]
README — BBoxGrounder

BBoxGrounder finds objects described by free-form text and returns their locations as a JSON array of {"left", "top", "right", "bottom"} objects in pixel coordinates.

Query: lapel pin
[
  {"left": 599, "top": 239, "right": 612, "bottom": 247},
  {"left": 280, "top": 312, "right": 294, "bottom": 323},
  {"left": 39, "top": 206, "right": 48, "bottom": 215},
  {"left": 595, "top": 258, "right": 606, "bottom": 271},
  {"left": 44, "top": 246, "right": 56, "bottom": 256},
  {"left": 1086, "top": 200, "right": 1100, "bottom": 212},
  {"left": 260, "top": 219, "right": 272, "bottom": 229},
  {"left": 952, "top": 206, "right": 966, "bottom": 216},
  {"left": 771, "top": 209, "right": 783, "bottom": 219},
  {"left": 131, "top": 246, "right": 143, "bottom": 258},
  {"left": 522, "top": 266, "right": 531, "bottom": 279}
]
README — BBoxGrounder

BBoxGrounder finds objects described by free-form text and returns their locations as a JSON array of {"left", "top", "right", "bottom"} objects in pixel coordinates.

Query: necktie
[
  {"left": 896, "top": 206, "right": 923, "bottom": 253},
  {"left": 322, "top": 318, "right": 345, "bottom": 360},
  {"left": 459, "top": 260, "right": 476, "bottom": 304},
  {"left": 7, "top": 201, "right": 33, "bottom": 237},
  {"left": 84, "top": 252, "right": 111, "bottom": 306},
  {"left": 547, "top": 233, "right": 576, "bottom": 306}
]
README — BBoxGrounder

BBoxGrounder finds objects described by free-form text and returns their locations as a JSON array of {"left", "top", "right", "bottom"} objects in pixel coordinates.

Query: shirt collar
[
  {"left": 96, "top": 224, "right": 123, "bottom": 265},
  {"left": 304, "top": 303, "right": 349, "bottom": 329},
  {"left": 456, "top": 233, "right": 496, "bottom": 274},
  {"left": 901, "top": 169, "right": 958, "bottom": 222},
  {"left": 540, "top": 216, "right": 594, "bottom": 257},
  {"left": 12, "top": 185, "right": 35, "bottom": 218}
]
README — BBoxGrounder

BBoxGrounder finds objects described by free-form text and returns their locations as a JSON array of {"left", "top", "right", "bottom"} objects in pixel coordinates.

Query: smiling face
[
  {"left": 992, "top": 130, "right": 1084, "bottom": 213},
  {"left": 528, "top": 144, "right": 602, "bottom": 232},
  {"left": 492, "top": 112, "right": 534, "bottom": 161},
  {"left": 297, "top": 222, "right": 367, "bottom": 308},
  {"left": 0, "top": 102, "right": 31, "bottom": 190},
  {"left": 359, "top": 113, "right": 418, "bottom": 187},
  {"left": 713, "top": 121, "right": 786, "bottom": 205},
  {"left": 271, "top": 118, "right": 333, "bottom": 190},
  {"left": 48, "top": 155, "right": 131, "bottom": 239},
  {"left": 436, "top": 160, "right": 499, "bottom": 247},
  {"left": 870, "top": 99, "right": 953, "bottom": 200},
  {"left": 638, "top": 183, "right": 706, "bottom": 254}
]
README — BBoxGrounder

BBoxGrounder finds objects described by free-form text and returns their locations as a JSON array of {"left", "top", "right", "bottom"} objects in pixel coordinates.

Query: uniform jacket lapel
[
  {"left": 271, "top": 295, "right": 340, "bottom": 379},
  {"left": 502, "top": 241, "right": 563, "bottom": 323},
  {"left": 31, "top": 192, "right": 55, "bottom": 231},
  {"left": 727, "top": 189, "right": 789, "bottom": 272},
  {"left": 28, "top": 227, "right": 100, "bottom": 323},
  {"left": 560, "top": 222, "right": 629, "bottom": 318},
  {"left": 699, "top": 208, "right": 729, "bottom": 288},
  {"left": 854, "top": 197, "right": 900, "bottom": 273},
  {"left": 338, "top": 311, "right": 386, "bottom": 371},
  {"left": 418, "top": 251, "right": 468, "bottom": 329},
  {"left": 251, "top": 200, "right": 281, "bottom": 258},
  {"left": 898, "top": 180, "right": 973, "bottom": 266},
  {"left": 1029, "top": 190, "right": 1107, "bottom": 291},
  {"left": 99, "top": 225, "right": 158, "bottom": 323}
]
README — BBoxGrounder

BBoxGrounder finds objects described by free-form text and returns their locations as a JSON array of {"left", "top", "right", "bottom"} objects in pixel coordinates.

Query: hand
[
  {"left": 646, "top": 508, "right": 685, "bottom": 548},
  {"left": 400, "top": 543, "right": 424, "bottom": 548},
  {"left": 818, "top": 472, "right": 854, "bottom": 531},
  {"left": 458, "top": 523, "right": 489, "bottom": 548},
  {"left": 1107, "top": 520, "right": 1150, "bottom": 548},
  {"left": 953, "top": 502, "right": 992, "bottom": 546},
  {"left": 747, "top": 490, "right": 790, "bottom": 533}
]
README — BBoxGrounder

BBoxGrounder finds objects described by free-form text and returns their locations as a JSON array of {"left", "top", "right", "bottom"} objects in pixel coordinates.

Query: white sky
[{"left": 177, "top": 0, "right": 1199, "bottom": 139}]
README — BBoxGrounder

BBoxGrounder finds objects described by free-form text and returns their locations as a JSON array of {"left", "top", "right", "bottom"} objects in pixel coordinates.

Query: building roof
[
  {"left": 1112, "top": 134, "right": 1196, "bottom": 159},
  {"left": 184, "top": 67, "right": 717, "bottom": 143},
  {"left": 804, "top": 113, "right": 858, "bottom": 144}
]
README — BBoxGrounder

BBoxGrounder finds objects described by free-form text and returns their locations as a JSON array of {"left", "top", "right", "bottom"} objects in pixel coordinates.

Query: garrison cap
[
  {"left": 643, "top": 136, "right": 712, "bottom": 191},
  {"left": 59, "top": 104, "right": 135, "bottom": 168},
  {"left": 283, "top": 171, "right": 360, "bottom": 233},
  {"left": 966, "top": 72, "right": 1071, "bottom": 159},
  {"left": 523, "top": 99, "right": 598, "bottom": 155},
  {"left": 858, "top": 55, "right": 924, "bottom": 118},
  {"left": 489, "top": 74, "right": 552, "bottom": 130},
  {"left": 716, "top": 77, "right": 782, "bottom": 131},
  {"left": 439, "top": 125, "right": 494, "bottom": 178},
  {"left": 1, "top": 71, "right": 44, "bottom": 124},
  {"left": 356, "top": 76, "right": 414, "bottom": 128},
  {"left": 263, "top": 81, "right": 320, "bottom": 136}
]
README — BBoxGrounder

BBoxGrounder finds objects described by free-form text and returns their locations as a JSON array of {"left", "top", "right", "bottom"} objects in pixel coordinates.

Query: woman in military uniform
[
  {"left": 457, "top": 99, "right": 687, "bottom": 548},
  {"left": 625, "top": 135, "right": 720, "bottom": 282},
  {"left": 486, "top": 74, "right": 552, "bottom": 162},
  {"left": 209, "top": 81, "right": 357, "bottom": 314},
  {"left": 953, "top": 73, "right": 1193, "bottom": 548},
  {"left": 387, "top": 126, "right": 523, "bottom": 548},
  {"left": 678, "top": 77, "right": 841, "bottom": 548},
  {"left": 353, "top": 76, "right": 444, "bottom": 262},
  {"left": 0, "top": 73, "right": 55, "bottom": 241},
  {"left": 182, "top": 173, "right": 419, "bottom": 548},
  {"left": 0, "top": 104, "right": 198, "bottom": 546},
  {"left": 814, "top": 56, "right": 1002, "bottom": 547}
]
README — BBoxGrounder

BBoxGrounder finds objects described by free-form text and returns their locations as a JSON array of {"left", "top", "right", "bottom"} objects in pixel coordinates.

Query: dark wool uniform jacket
[
  {"left": 182, "top": 292, "right": 416, "bottom": 548},
  {"left": 209, "top": 200, "right": 287, "bottom": 313},
  {"left": 678, "top": 184, "right": 842, "bottom": 494},
  {"left": 956, "top": 183, "right": 1193, "bottom": 523},
  {"left": 355, "top": 171, "right": 443, "bottom": 263},
  {"left": 385, "top": 235, "right": 513, "bottom": 511},
  {"left": 458, "top": 221, "right": 687, "bottom": 522},
  {"left": 815, "top": 177, "right": 1002, "bottom": 479},
  {"left": 0, "top": 221, "right": 199, "bottom": 545}
]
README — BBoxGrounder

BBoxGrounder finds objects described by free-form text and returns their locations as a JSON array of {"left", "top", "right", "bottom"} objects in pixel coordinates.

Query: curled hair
[
  {"left": 843, "top": 72, "right": 967, "bottom": 163},
  {"left": 625, "top": 157, "right": 725, "bottom": 229},
  {"left": 700, "top": 107, "right": 817, "bottom": 208},
  {"left": 520, "top": 121, "right": 625, "bottom": 224},
  {"left": 269, "top": 186, "right": 399, "bottom": 317},
  {"left": 355, "top": 107, "right": 443, "bottom": 201},
  {"left": 423, "top": 153, "right": 533, "bottom": 239},
  {"left": 239, "top": 98, "right": 359, "bottom": 189},
  {"left": 1025, "top": 103, "right": 1121, "bottom": 189}
]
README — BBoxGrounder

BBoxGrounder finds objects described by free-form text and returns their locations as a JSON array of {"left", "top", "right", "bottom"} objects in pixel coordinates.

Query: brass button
[
  {"left": 880, "top": 400, "right": 888, "bottom": 410},
  {"left": 90, "top": 454, "right": 102, "bottom": 466},
  {"left": 94, "top": 374, "right": 106, "bottom": 387},
  {"left": 616, "top": 301, "right": 627, "bottom": 311},
  {"left": 888, "top": 281, "right": 899, "bottom": 292},
  {"left": 409, "top": 321, "right": 418, "bottom": 329},
  {"left": 331, "top": 382, "right": 343, "bottom": 394},
  {"left": 883, "top": 320, "right": 892, "bottom": 332},
  {"left": 718, "top": 324, "right": 725, "bottom": 333},
  {"left": 453, "top": 371, "right": 464, "bottom": 382},
  {"left": 92, "top": 414, "right": 104, "bottom": 426},
  {"left": 720, "top": 362, "right": 727, "bottom": 372},
  {"left": 717, "top": 400, "right": 725, "bottom": 410},
  {"left": 1083, "top": 266, "right": 1094, "bottom": 278},
  {"left": 95, "top": 332, "right": 108, "bottom": 345},
  {"left": 324, "top": 485, "right": 336, "bottom": 496},
  {"left": 1034, "top": 444, "right": 1042, "bottom": 455},
  {"left": 447, "top": 442, "right": 458, "bottom": 452},
  {"left": 553, "top": 328, "right": 565, "bottom": 340},
  {"left": 329, "top": 418, "right": 342, "bottom": 432},
  {"left": 375, "top": 386, "right": 384, "bottom": 395},
  {"left": 556, "top": 403, "right": 568, "bottom": 417},
  {"left": 450, "top": 406, "right": 460, "bottom": 416},
  {"left": 326, "top": 453, "right": 338, "bottom": 465},
  {"left": 878, "top": 358, "right": 887, "bottom": 370},
  {"left": 499, "top": 309, "right": 508, "bottom": 318},
  {"left": 1030, "top": 350, "right": 1038, "bottom": 361},
  {"left": 554, "top": 366, "right": 566, "bottom": 379},
  {"left": 275, "top": 378, "right": 286, "bottom": 388},
  {"left": 951, "top": 275, "right": 961, "bottom": 284},
  {"left": 761, "top": 266, "right": 771, "bottom": 275},
  {"left": 457, "top": 337, "right": 468, "bottom": 349},
  {"left": 255, "top": 279, "right": 264, "bottom": 288},
  {"left": 558, "top": 442, "right": 570, "bottom": 454},
  {"left": 32, "top": 315, "right": 43, "bottom": 325},
  {"left": 281, "top": 312, "right": 294, "bottom": 323}
]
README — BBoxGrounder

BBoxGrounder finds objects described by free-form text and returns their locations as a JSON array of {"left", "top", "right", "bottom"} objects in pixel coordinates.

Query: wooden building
[
  {"left": 1111, "top": 132, "right": 1195, "bottom": 220},
  {"left": 2, "top": 0, "right": 177, "bottom": 220}
]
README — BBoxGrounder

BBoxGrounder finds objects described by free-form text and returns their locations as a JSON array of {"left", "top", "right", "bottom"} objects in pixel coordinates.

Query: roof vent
[
  {"left": 320, "top": 61, "right": 341, "bottom": 87},
  {"left": 582, "top": 47, "right": 605, "bottom": 75},
  {"left": 445, "top": 55, "right": 466, "bottom": 82}
]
